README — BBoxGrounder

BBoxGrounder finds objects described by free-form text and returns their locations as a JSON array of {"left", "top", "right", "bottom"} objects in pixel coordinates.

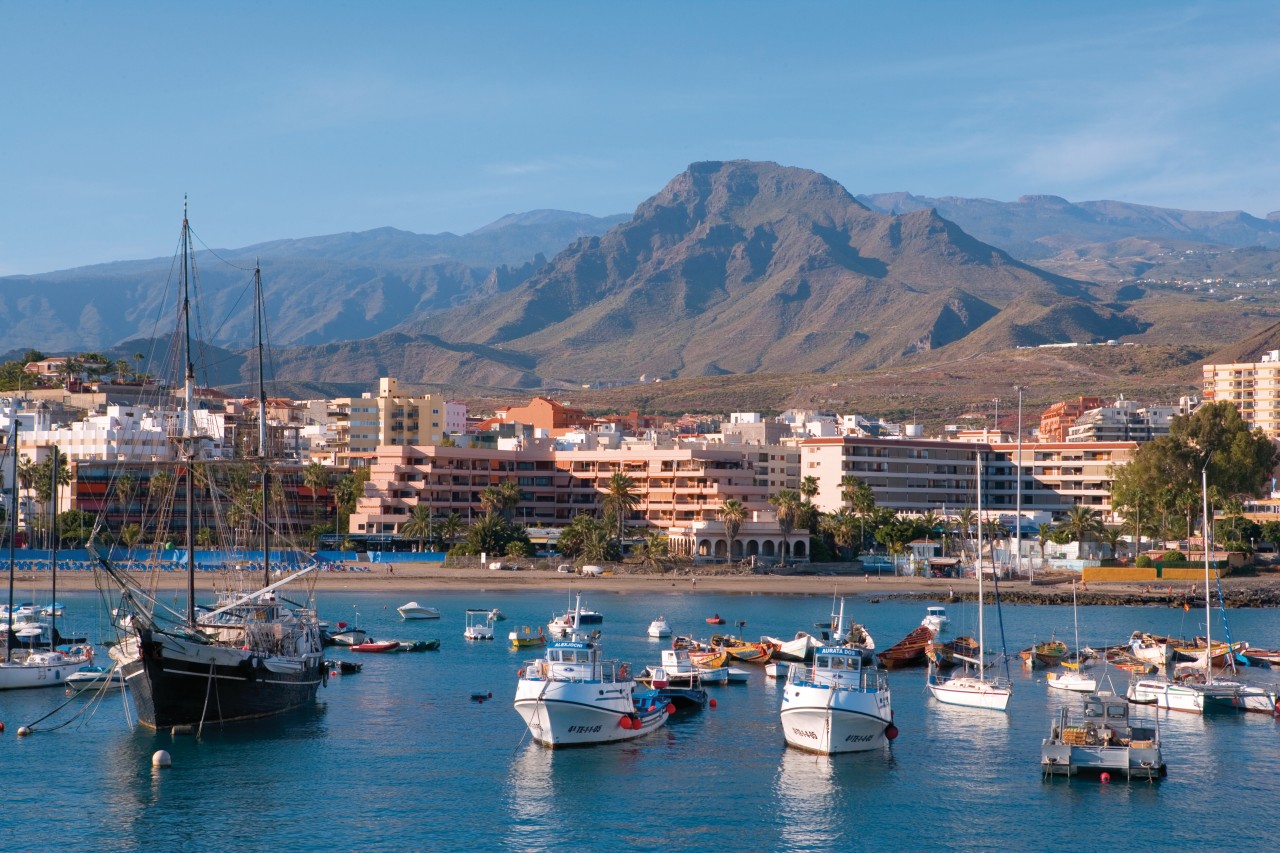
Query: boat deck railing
[
  {"left": 789, "top": 665, "right": 885, "bottom": 693},
  {"left": 521, "top": 658, "right": 630, "bottom": 683}
]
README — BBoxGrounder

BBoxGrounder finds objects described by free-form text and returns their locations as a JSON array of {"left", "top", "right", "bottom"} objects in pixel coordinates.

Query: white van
[{"left": 580, "top": 565, "right": 604, "bottom": 577}]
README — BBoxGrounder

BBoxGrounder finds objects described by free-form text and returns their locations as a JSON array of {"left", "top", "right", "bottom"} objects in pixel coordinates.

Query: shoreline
[{"left": 14, "top": 562, "right": 1280, "bottom": 606}]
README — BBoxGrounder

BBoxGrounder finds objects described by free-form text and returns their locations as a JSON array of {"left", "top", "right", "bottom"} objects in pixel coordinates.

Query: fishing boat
[
  {"left": 926, "top": 635, "right": 980, "bottom": 669},
  {"left": 323, "top": 612, "right": 369, "bottom": 647},
  {"left": 1127, "top": 468, "right": 1246, "bottom": 715},
  {"left": 514, "top": 595, "right": 671, "bottom": 747},
  {"left": 464, "top": 609, "right": 496, "bottom": 640},
  {"left": 710, "top": 634, "right": 776, "bottom": 664},
  {"left": 547, "top": 595, "right": 602, "bottom": 636},
  {"left": 780, "top": 646, "right": 896, "bottom": 754},
  {"left": 706, "top": 614, "right": 725, "bottom": 625},
  {"left": 1042, "top": 691, "right": 1165, "bottom": 780},
  {"left": 1173, "top": 638, "right": 1246, "bottom": 667},
  {"left": 876, "top": 625, "right": 935, "bottom": 670},
  {"left": 397, "top": 601, "right": 441, "bottom": 620},
  {"left": 763, "top": 630, "right": 824, "bottom": 663},
  {"left": 643, "top": 666, "right": 708, "bottom": 709},
  {"left": 921, "top": 605, "right": 949, "bottom": 633},
  {"left": 688, "top": 647, "right": 731, "bottom": 669},
  {"left": 1020, "top": 637, "right": 1068, "bottom": 669},
  {"left": 509, "top": 625, "right": 547, "bottom": 649},
  {"left": 926, "top": 448, "right": 1012, "bottom": 711},
  {"left": 1128, "top": 631, "right": 1177, "bottom": 667},
  {"left": 647, "top": 616, "right": 671, "bottom": 638},
  {"left": 88, "top": 210, "right": 327, "bottom": 729},
  {"left": 765, "top": 661, "right": 791, "bottom": 679}
]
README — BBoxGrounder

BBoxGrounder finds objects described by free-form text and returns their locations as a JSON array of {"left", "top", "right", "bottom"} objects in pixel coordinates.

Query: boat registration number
[
  {"left": 791, "top": 728, "right": 818, "bottom": 740},
  {"left": 568, "top": 725, "right": 602, "bottom": 734},
  {"left": 845, "top": 734, "right": 874, "bottom": 743}
]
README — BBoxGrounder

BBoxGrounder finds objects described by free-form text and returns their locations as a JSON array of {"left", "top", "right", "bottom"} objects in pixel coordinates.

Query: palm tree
[
  {"left": 497, "top": 480, "right": 523, "bottom": 522},
  {"left": 439, "top": 511, "right": 464, "bottom": 551},
  {"left": 1100, "top": 525, "right": 1125, "bottom": 560},
  {"left": 719, "top": 498, "right": 746, "bottom": 563},
  {"left": 401, "top": 503, "right": 435, "bottom": 551},
  {"left": 799, "top": 475, "right": 819, "bottom": 503},
  {"left": 955, "top": 508, "right": 976, "bottom": 561},
  {"left": 822, "top": 509, "right": 859, "bottom": 560},
  {"left": 638, "top": 531, "right": 670, "bottom": 572},
  {"left": 770, "top": 488, "right": 802, "bottom": 562},
  {"left": 479, "top": 486, "right": 502, "bottom": 518},
  {"left": 602, "top": 472, "right": 639, "bottom": 546},
  {"left": 120, "top": 523, "right": 144, "bottom": 548},
  {"left": 1037, "top": 521, "right": 1055, "bottom": 568},
  {"left": 1062, "top": 505, "right": 1104, "bottom": 557},
  {"left": 303, "top": 461, "right": 330, "bottom": 528},
  {"left": 842, "top": 476, "right": 876, "bottom": 551}
]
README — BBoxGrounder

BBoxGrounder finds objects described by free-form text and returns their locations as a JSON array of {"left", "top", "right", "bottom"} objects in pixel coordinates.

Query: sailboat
[
  {"left": 88, "top": 203, "right": 327, "bottom": 729},
  {"left": 926, "top": 449, "right": 1012, "bottom": 711},
  {"left": 1, "top": 434, "right": 95, "bottom": 691},
  {"left": 1046, "top": 581, "right": 1096, "bottom": 693},
  {"left": 1127, "top": 466, "right": 1242, "bottom": 713}
]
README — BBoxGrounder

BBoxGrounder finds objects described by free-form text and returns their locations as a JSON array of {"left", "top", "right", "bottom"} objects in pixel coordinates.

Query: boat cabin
[
  {"left": 924, "top": 606, "right": 947, "bottom": 621},
  {"left": 1042, "top": 691, "right": 1164, "bottom": 779}
]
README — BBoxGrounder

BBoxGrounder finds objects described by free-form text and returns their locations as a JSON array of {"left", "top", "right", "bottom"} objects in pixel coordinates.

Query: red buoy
[
  {"left": 619, "top": 715, "right": 633, "bottom": 729},
  {"left": 0, "top": 721, "right": 5, "bottom": 733},
  {"left": 885, "top": 724, "right": 899, "bottom": 741},
  {"left": 709, "top": 698, "right": 717, "bottom": 709},
  {"left": 1100, "top": 772, "right": 1111, "bottom": 784},
  {"left": 666, "top": 703, "right": 677, "bottom": 715}
]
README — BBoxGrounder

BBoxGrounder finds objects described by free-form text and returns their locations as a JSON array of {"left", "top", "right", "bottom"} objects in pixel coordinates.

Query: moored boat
[
  {"left": 349, "top": 640, "right": 401, "bottom": 653},
  {"left": 926, "top": 635, "right": 980, "bottom": 669},
  {"left": 510, "top": 625, "right": 547, "bottom": 649},
  {"left": 397, "top": 601, "right": 441, "bottom": 620},
  {"left": 65, "top": 665, "right": 127, "bottom": 694},
  {"left": 1042, "top": 691, "right": 1165, "bottom": 780},
  {"left": 464, "top": 609, "right": 496, "bottom": 641},
  {"left": 876, "top": 625, "right": 935, "bottom": 670},
  {"left": 514, "top": 595, "right": 670, "bottom": 747},
  {"left": 781, "top": 646, "right": 895, "bottom": 754},
  {"left": 647, "top": 616, "right": 671, "bottom": 638},
  {"left": 1020, "top": 638, "right": 1068, "bottom": 669},
  {"left": 921, "top": 605, "right": 949, "bottom": 634}
]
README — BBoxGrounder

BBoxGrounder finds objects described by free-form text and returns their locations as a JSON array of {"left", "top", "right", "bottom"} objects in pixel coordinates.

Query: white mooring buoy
[{"left": 152, "top": 750, "right": 172, "bottom": 768}]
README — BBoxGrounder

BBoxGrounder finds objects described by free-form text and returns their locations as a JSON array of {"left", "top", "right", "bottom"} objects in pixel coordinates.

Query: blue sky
[{"left": 3, "top": 1, "right": 1278, "bottom": 274}]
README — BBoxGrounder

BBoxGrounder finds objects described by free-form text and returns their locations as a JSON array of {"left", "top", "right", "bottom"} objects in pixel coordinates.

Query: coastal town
[{"left": 4, "top": 350, "right": 1280, "bottom": 586}]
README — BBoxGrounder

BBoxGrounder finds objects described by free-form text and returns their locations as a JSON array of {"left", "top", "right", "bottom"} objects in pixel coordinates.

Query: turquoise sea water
[{"left": 3, "top": 587, "right": 1280, "bottom": 852}]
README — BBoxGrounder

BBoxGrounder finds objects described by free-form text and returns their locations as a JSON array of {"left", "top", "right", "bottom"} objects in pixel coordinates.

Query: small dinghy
[{"left": 349, "top": 641, "right": 401, "bottom": 653}]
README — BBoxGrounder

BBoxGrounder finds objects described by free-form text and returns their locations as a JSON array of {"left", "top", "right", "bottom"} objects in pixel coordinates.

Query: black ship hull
[{"left": 124, "top": 630, "right": 326, "bottom": 730}]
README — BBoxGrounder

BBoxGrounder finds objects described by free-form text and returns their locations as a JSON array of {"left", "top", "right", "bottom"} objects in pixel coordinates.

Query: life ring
[{"left": 618, "top": 664, "right": 630, "bottom": 680}]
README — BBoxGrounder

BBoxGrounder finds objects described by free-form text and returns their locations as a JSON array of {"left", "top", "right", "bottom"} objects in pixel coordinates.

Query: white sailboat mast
[
  {"left": 1014, "top": 386, "right": 1023, "bottom": 579},
  {"left": 1202, "top": 464, "right": 1212, "bottom": 680},
  {"left": 976, "top": 449, "right": 985, "bottom": 681}
]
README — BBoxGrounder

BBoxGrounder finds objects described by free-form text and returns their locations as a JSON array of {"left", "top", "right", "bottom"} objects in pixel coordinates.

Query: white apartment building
[
  {"left": 1202, "top": 353, "right": 1280, "bottom": 438},
  {"left": 1065, "top": 396, "right": 1195, "bottom": 443}
]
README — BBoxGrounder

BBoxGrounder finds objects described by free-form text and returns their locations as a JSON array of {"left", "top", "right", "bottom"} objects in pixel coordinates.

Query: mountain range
[{"left": 4, "top": 161, "right": 1280, "bottom": 399}]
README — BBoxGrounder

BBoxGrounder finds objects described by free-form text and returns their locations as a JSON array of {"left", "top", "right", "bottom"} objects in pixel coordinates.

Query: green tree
[
  {"left": 56, "top": 508, "right": 92, "bottom": 546},
  {"left": 439, "top": 511, "right": 464, "bottom": 550},
  {"left": 120, "top": 523, "right": 144, "bottom": 548},
  {"left": 401, "top": 503, "right": 435, "bottom": 551},
  {"left": 1061, "top": 505, "right": 1104, "bottom": 555},
  {"left": 799, "top": 475, "right": 820, "bottom": 502},
  {"left": 769, "top": 488, "right": 802, "bottom": 561},
  {"left": 719, "top": 498, "right": 746, "bottom": 563},
  {"left": 303, "top": 461, "right": 330, "bottom": 526},
  {"left": 602, "top": 472, "right": 639, "bottom": 545},
  {"left": 556, "top": 512, "right": 620, "bottom": 562},
  {"left": 638, "top": 531, "right": 670, "bottom": 571},
  {"left": 822, "top": 509, "right": 860, "bottom": 560},
  {"left": 841, "top": 476, "right": 876, "bottom": 551}
]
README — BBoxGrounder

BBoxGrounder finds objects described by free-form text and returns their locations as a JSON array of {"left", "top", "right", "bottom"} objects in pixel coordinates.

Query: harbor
[{"left": 4, "top": 586, "right": 1279, "bottom": 851}]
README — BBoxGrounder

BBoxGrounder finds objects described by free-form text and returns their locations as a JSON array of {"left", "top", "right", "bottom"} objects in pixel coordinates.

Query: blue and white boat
[
  {"left": 515, "top": 596, "right": 669, "bottom": 747},
  {"left": 780, "top": 646, "right": 894, "bottom": 754}
]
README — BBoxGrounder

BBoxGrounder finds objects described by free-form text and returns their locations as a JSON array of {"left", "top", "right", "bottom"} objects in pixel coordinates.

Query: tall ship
[{"left": 90, "top": 203, "right": 326, "bottom": 730}]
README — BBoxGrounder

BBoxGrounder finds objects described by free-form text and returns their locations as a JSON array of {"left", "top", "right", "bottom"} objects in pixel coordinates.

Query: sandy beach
[{"left": 15, "top": 559, "right": 1280, "bottom": 605}]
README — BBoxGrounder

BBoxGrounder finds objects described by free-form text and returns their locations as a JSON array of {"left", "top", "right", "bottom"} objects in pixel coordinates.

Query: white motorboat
[
  {"left": 397, "top": 601, "right": 441, "bottom": 620},
  {"left": 1042, "top": 691, "right": 1165, "bottom": 780},
  {"left": 65, "top": 665, "right": 127, "bottom": 694},
  {"left": 765, "top": 661, "right": 791, "bottom": 679},
  {"left": 763, "top": 631, "right": 824, "bottom": 663},
  {"left": 488, "top": 608, "right": 507, "bottom": 622},
  {"left": 464, "top": 609, "right": 495, "bottom": 641},
  {"left": 780, "top": 646, "right": 895, "bottom": 754},
  {"left": 1046, "top": 670, "right": 1098, "bottom": 693},
  {"left": 921, "top": 606, "right": 949, "bottom": 634},
  {"left": 640, "top": 648, "right": 729, "bottom": 686},
  {"left": 926, "top": 450, "right": 1011, "bottom": 712},
  {"left": 514, "top": 595, "right": 670, "bottom": 747},
  {"left": 647, "top": 616, "right": 671, "bottom": 639}
]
